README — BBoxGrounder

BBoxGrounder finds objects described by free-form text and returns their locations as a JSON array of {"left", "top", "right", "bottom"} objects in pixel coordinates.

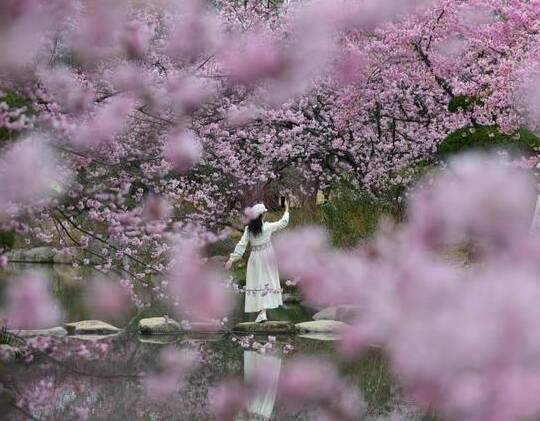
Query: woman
[{"left": 225, "top": 201, "right": 289, "bottom": 323}]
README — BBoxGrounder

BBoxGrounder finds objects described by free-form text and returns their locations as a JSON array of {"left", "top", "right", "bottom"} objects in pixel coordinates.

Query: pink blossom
[
  {"left": 38, "top": 66, "right": 94, "bottom": 113},
  {"left": 2, "top": 271, "right": 61, "bottom": 329},
  {"left": 0, "top": 135, "right": 70, "bottom": 212},
  {"left": 83, "top": 277, "right": 132, "bottom": 320},
  {"left": 408, "top": 152, "right": 536, "bottom": 256},
  {"left": 163, "top": 130, "right": 203, "bottom": 173},
  {"left": 210, "top": 379, "right": 249, "bottom": 421},
  {"left": 223, "top": 32, "right": 287, "bottom": 84},
  {"left": 144, "top": 347, "right": 199, "bottom": 400},
  {"left": 142, "top": 195, "right": 172, "bottom": 222},
  {"left": 167, "top": 238, "right": 233, "bottom": 321},
  {"left": 120, "top": 21, "right": 151, "bottom": 59},
  {"left": 166, "top": 0, "right": 220, "bottom": 63},
  {"left": 74, "top": 97, "right": 134, "bottom": 148}
]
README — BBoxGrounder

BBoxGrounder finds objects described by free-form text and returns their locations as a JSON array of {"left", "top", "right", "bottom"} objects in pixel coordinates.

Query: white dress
[
  {"left": 243, "top": 350, "right": 281, "bottom": 419},
  {"left": 230, "top": 210, "right": 289, "bottom": 313},
  {"left": 532, "top": 194, "right": 540, "bottom": 230}
]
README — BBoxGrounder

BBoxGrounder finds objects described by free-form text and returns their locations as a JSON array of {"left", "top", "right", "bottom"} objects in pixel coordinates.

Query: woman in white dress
[{"left": 225, "top": 201, "right": 290, "bottom": 323}]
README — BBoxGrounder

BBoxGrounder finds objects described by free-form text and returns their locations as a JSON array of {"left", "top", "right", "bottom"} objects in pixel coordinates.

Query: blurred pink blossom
[
  {"left": 74, "top": 97, "right": 134, "bottom": 148},
  {"left": 83, "top": 277, "right": 132, "bottom": 320},
  {"left": 38, "top": 66, "right": 94, "bottom": 113},
  {"left": 144, "top": 348, "right": 199, "bottom": 399},
  {"left": 2, "top": 271, "right": 61, "bottom": 329},
  {"left": 120, "top": 21, "right": 151, "bottom": 59},
  {"left": 163, "top": 130, "right": 203, "bottom": 173},
  {"left": 167, "top": 238, "right": 233, "bottom": 321},
  {"left": 0, "top": 135, "right": 70, "bottom": 212},
  {"left": 166, "top": 0, "right": 220, "bottom": 62},
  {"left": 210, "top": 379, "right": 250, "bottom": 421},
  {"left": 408, "top": 152, "right": 536, "bottom": 255}
]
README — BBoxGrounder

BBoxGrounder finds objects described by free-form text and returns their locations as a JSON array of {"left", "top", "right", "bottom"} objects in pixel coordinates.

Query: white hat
[{"left": 251, "top": 203, "right": 267, "bottom": 218}]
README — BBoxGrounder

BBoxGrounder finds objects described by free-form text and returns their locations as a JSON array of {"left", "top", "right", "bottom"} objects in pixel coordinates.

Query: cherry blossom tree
[{"left": 4, "top": 1, "right": 540, "bottom": 420}]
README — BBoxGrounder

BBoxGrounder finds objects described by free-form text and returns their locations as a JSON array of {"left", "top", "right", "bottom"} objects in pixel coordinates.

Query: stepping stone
[
  {"left": 138, "top": 335, "right": 180, "bottom": 345},
  {"left": 313, "top": 306, "right": 338, "bottom": 321},
  {"left": 69, "top": 334, "right": 120, "bottom": 342},
  {"left": 138, "top": 317, "right": 181, "bottom": 335},
  {"left": 183, "top": 321, "right": 225, "bottom": 333},
  {"left": 298, "top": 333, "right": 341, "bottom": 341},
  {"left": 336, "top": 305, "right": 362, "bottom": 323},
  {"left": 283, "top": 293, "right": 302, "bottom": 303},
  {"left": 312, "top": 305, "right": 362, "bottom": 323},
  {"left": 10, "top": 327, "right": 67, "bottom": 338},
  {"left": 234, "top": 321, "right": 297, "bottom": 334},
  {"left": 295, "top": 320, "right": 347, "bottom": 334},
  {"left": 64, "top": 320, "right": 120, "bottom": 335}
]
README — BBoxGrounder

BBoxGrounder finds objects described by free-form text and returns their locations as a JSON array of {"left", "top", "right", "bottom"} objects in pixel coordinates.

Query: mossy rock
[
  {"left": 295, "top": 320, "right": 347, "bottom": 334},
  {"left": 138, "top": 317, "right": 181, "bottom": 335},
  {"left": 234, "top": 321, "right": 297, "bottom": 334}
]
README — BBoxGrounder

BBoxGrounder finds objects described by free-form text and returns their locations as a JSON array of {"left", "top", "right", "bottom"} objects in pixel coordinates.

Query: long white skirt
[
  {"left": 245, "top": 246, "right": 283, "bottom": 313},
  {"left": 244, "top": 350, "right": 281, "bottom": 419}
]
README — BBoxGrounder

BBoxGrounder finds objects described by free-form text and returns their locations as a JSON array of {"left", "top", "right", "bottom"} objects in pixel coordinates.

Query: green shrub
[
  {"left": 0, "top": 231, "right": 16, "bottom": 250},
  {"left": 321, "top": 180, "right": 392, "bottom": 248},
  {"left": 437, "top": 125, "right": 540, "bottom": 158}
]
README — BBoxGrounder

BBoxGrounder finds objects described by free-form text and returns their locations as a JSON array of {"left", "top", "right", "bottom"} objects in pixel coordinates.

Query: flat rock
[
  {"left": 7, "top": 247, "right": 55, "bottom": 263},
  {"left": 336, "top": 305, "right": 362, "bottom": 323},
  {"left": 234, "top": 321, "right": 297, "bottom": 334},
  {"left": 312, "top": 305, "right": 362, "bottom": 323},
  {"left": 295, "top": 320, "right": 347, "bottom": 334},
  {"left": 138, "top": 317, "right": 181, "bottom": 335},
  {"left": 138, "top": 335, "right": 180, "bottom": 345},
  {"left": 10, "top": 327, "right": 67, "bottom": 338},
  {"left": 183, "top": 321, "right": 225, "bottom": 333},
  {"left": 64, "top": 320, "right": 120, "bottom": 335},
  {"left": 313, "top": 306, "right": 338, "bottom": 321},
  {"left": 298, "top": 333, "right": 341, "bottom": 341},
  {"left": 283, "top": 293, "right": 302, "bottom": 303}
]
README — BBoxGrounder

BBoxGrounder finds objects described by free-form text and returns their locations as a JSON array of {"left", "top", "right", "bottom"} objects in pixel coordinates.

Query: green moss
[
  {"left": 0, "top": 231, "right": 16, "bottom": 250},
  {"left": 2, "top": 90, "right": 31, "bottom": 110},
  {"left": 0, "top": 90, "right": 32, "bottom": 142},
  {"left": 437, "top": 125, "right": 540, "bottom": 158}
]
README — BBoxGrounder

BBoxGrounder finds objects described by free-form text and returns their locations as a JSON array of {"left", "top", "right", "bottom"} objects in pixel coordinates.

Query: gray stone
[
  {"left": 138, "top": 317, "right": 181, "bottom": 335},
  {"left": 312, "top": 305, "right": 362, "bottom": 323},
  {"left": 10, "top": 327, "right": 67, "bottom": 338},
  {"left": 295, "top": 320, "right": 347, "bottom": 334},
  {"left": 336, "top": 305, "right": 362, "bottom": 323},
  {"left": 207, "top": 255, "right": 228, "bottom": 264},
  {"left": 64, "top": 320, "right": 121, "bottom": 335},
  {"left": 138, "top": 335, "right": 180, "bottom": 345},
  {"left": 234, "top": 321, "right": 297, "bottom": 334},
  {"left": 298, "top": 333, "right": 341, "bottom": 341},
  {"left": 283, "top": 293, "right": 302, "bottom": 303},
  {"left": 7, "top": 247, "right": 55, "bottom": 263},
  {"left": 312, "top": 306, "right": 338, "bottom": 321},
  {"left": 69, "top": 334, "right": 120, "bottom": 341},
  {"left": 184, "top": 321, "right": 225, "bottom": 333}
]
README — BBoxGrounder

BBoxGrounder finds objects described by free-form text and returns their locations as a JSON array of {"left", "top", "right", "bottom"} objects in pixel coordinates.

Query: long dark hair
[{"left": 248, "top": 214, "right": 263, "bottom": 236}]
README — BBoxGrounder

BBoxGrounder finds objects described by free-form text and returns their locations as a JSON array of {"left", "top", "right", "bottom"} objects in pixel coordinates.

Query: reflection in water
[{"left": 240, "top": 350, "right": 282, "bottom": 421}]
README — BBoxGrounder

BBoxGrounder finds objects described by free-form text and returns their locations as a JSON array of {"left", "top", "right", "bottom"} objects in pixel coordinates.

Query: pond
[{"left": 1, "top": 263, "right": 425, "bottom": 420}]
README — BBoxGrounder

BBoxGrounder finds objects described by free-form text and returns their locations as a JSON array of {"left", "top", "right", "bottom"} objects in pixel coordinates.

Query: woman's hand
[
  {"left": 225, "top": 259, "right": 233, "bottom": 271},
  {"left": 285, "top": 198, "right": 290, "bottom": 211}
]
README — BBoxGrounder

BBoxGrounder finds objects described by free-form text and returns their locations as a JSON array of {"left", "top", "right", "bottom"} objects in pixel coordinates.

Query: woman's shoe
[{"left": 255, "top": 310, "right": 267, "bottom": 323}]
